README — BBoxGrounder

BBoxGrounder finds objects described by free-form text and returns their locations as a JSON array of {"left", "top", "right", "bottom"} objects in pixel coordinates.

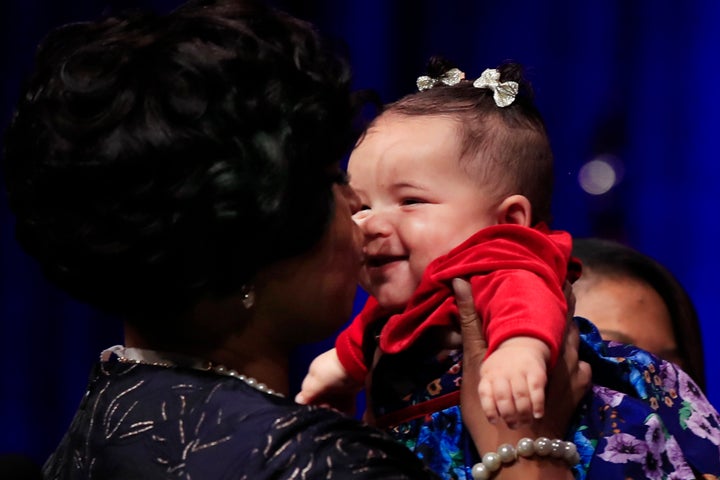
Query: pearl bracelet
[{"left": 470, "top": 437, "right": 580, "bottom": 480}]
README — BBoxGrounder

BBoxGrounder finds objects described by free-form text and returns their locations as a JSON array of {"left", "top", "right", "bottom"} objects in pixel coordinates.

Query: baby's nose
[{"left": 355, "top": 210, "right": 393, "bottom": 237}]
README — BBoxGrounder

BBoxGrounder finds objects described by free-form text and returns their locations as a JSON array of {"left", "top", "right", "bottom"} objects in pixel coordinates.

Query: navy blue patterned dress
[{"left": 42, "top": 353, "right": 438, "bottom": 479}]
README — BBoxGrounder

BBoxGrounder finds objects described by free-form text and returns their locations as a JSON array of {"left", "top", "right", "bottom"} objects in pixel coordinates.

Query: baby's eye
[{"left": 401, "top": 198, "right": 425, "bottom": 206}]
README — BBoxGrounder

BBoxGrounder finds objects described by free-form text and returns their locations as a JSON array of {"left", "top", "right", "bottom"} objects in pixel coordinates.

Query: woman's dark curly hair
[
  {"left": 385, "top": 57, "right": 554, "bottom": 225},
  {"left": 4, "top": 0, "right": 358, "bottom": 322}
]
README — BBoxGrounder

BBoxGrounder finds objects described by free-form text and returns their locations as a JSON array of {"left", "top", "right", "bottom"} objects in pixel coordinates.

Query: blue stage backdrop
[{"left": 1, "top": 0, "right": 719, "bottom": 466}]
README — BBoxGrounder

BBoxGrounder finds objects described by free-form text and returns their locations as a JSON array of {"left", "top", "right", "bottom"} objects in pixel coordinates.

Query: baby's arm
[
  {"left": 450, "top": 226, "right": 572, "bottom": 427},
  {"left": 478, "top": 336, "right": 551, "bottom": 427},
  {"left": 295, "top": 348, "right": 364, "bottom": 415}
]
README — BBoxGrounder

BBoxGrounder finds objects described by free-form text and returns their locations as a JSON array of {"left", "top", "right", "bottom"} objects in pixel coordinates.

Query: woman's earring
[{"left": 240, "top": 284, "right": 255, "bottom": 309}]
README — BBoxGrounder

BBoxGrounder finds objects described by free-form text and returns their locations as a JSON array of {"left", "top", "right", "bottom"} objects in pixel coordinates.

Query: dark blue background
[{"left": 2, "top": 0, "right": 719, "bottom": 465}]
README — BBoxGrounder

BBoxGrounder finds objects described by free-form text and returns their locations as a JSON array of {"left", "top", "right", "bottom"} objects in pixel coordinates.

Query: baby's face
[{"left": 348, "top": 113, "right": 500, "bottom": 311}]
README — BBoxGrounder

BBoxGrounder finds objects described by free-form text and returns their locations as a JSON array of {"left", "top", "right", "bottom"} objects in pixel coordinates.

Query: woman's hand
[{"left": 454, "top": 278, "right": 591, "bottom": 479}]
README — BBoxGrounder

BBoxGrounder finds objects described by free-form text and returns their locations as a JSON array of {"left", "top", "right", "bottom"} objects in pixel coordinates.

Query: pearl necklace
[{"left": 101, "top": 345, "right": 285, "bottom": 398}]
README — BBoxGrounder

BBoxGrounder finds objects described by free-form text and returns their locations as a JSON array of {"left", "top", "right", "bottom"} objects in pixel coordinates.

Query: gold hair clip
[
  {"left": 416, "top": 68, "right": 465, "bottom": 91},
  {"left": 472, "top": 68, "right": 519, "bottom": 107}
]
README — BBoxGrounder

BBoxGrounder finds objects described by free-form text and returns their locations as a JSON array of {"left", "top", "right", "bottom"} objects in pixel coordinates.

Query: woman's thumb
[{"left": 453, "top": 278, "right": 487, "bottom": 362}]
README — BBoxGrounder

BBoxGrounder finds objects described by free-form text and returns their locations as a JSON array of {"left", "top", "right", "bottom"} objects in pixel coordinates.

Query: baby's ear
[{"left": 496, "top": 195, "right": 532, "bottom": 227}]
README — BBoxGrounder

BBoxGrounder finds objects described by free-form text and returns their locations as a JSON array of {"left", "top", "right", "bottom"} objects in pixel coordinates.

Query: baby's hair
[{"left": 385, "top": 57, "right": 554, "bottom": 225}]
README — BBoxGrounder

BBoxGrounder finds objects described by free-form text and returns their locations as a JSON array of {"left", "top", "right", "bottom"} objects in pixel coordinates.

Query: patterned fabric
[
  {"left": 42, "top": 354, "right": 439, "bottom": 480},
  {"left": 572, "top": 318, "right": 720, "bottom": 480},
  {"left": 376, "top": 318, "right": 720, "bottom": 480}
]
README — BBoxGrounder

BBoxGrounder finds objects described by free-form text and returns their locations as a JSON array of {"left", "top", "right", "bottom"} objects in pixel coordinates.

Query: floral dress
[{"left": 371, "top": 318, "right": 720, "bottom": 480}]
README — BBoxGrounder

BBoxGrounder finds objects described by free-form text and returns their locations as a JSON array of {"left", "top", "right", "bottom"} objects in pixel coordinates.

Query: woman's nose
[{"left": 344, "top": 185, "right": 362, "bottom": 215}]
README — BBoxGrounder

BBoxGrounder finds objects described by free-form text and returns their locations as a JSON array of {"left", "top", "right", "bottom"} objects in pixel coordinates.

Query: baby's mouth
[{"left": 367, "top": 255, "right": 407, "bottom": 267}]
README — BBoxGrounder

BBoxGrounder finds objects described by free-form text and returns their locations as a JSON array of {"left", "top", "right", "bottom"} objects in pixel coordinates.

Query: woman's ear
[{"left": 496, "top": 194, "right": 532, "bottom": 227}]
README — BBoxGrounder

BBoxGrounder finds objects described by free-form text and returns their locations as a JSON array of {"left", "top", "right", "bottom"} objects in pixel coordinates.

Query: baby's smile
[{"left": 366, "top": 254, "right": 408, "bottom": 268}]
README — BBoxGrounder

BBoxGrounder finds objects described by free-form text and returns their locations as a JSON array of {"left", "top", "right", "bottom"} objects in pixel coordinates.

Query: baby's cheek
[{"left": 410, "top": 254, "right": 435, "bottom": 281}]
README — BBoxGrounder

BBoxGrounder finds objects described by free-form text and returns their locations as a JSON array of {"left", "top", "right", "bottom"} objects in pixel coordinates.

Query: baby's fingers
[
  {"left": 509, "top": 377, "right": 533, "bottom": 426},
  {"left": 478, "top": 378, "right": 500, "bottom": 425},
  {"left": 488, "top": 378, "right": 517, "bottom": 426},
  {"left": 296, "top": 369, "right": 330, "bottom": 405},
  {"left": 529, "top": 380, "right": 545, "bottom": 420},
  {"left": 295, "top": 378, "right": 318, "bottom": 404}
]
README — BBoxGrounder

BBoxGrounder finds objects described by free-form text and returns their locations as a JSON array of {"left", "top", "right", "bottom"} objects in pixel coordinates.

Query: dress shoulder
[
  {"left": 251, "top": 403, "right": 438, "bottom": 479},
  {"left": 43, "top": 361, "right": 437, "bottom": 480}
]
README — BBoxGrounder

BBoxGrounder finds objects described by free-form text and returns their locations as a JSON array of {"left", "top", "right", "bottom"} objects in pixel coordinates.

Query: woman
[
  {"left": 3, "top": 0, "right": 585, "bottom": 478},
  {"left": 565, "top": 237, "right": 718, "bottom": 478},
  {"left": 572, "top": 237, "right": 706, "bottom": 390}
]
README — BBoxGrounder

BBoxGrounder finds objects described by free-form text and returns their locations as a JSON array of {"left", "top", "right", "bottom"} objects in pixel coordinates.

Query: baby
[{"left": 298, "top": 60, "right": 578, "bottom": 454}]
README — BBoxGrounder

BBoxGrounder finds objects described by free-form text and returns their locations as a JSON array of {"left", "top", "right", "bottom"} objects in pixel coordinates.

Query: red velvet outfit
[{"left": 336, "top": 223, "right": 579, "bottom": 388}]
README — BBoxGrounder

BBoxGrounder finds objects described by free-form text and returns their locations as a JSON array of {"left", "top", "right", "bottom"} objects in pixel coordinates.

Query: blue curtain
[{"left": 2, "top": 0, "right": 719, "bottom": 466}]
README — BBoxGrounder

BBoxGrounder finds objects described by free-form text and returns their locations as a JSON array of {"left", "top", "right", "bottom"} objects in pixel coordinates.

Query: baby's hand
[
  {"left": 295, "top": 348, "right": 363, "bottom": 414},
  {"left": 478, "top": 337, "right": 550, "bottom": 427}
]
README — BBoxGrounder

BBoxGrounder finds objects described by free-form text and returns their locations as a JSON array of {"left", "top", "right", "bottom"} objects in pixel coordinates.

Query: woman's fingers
[{"left": 454, "top": 277, "right": 487, "bottom": 368}]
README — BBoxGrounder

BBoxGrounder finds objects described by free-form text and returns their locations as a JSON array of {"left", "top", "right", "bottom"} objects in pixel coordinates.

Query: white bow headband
[{"left": 416, "top": 68, "right": 519, "bottom": 108}]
